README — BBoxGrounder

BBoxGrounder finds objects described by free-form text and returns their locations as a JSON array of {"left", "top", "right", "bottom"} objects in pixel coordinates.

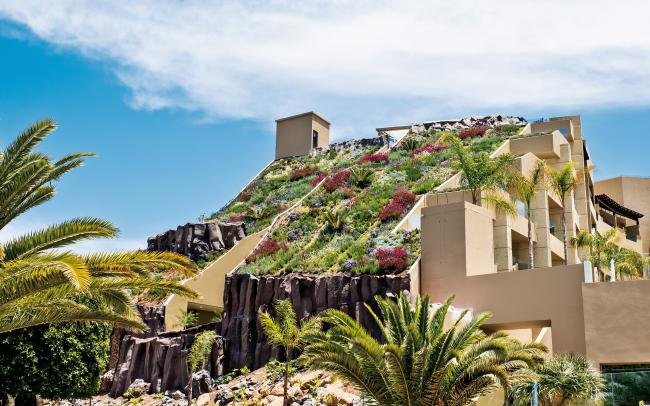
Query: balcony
[{"left": 509, "top": 130, "right": 567, "bottom": 159}]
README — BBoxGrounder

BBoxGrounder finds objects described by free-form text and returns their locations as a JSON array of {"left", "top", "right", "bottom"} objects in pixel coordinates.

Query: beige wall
[
  {"left": 594, "top": 176, "right": 650, "bottom": 254},
  {"left": 163, "top": 230, "right": 266, "bottom": 331},
  {"left": 275, "top": 113, "right": 330, "bottom": 159}
]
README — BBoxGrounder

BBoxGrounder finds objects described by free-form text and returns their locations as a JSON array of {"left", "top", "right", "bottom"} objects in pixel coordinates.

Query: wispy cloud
[{"left": 1, "top": 0, "right": 650, "bottom": 137}]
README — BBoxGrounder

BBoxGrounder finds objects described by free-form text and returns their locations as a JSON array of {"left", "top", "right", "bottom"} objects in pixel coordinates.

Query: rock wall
[
  {"left": 311, "top": 137, "right": 385, "bottom": 156},
  {"left": 147, "top": 222, "right": 246, "bottom": 261},
  {"left": 108, "top": 304, "right": 166, "bottom": 370},
  {"left": 104, "top": 323, "right": 225, "bottom": 398},
  {"left": 412, "top": 115, "right": 527, "bottom": 133},
  {"left": 220, "top": 272, "right": 410, "bottom": 371}
]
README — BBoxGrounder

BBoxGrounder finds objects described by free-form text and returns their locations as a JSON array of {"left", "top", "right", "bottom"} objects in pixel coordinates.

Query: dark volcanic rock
[
  {"left": 221, "top": 272, "right": 410, "bottom": 371},
  {"left": 105, "top": 323, "right": 225, "bottom": 398},
  {"left": 108, "top": 304, "right": 166, "bottom": 370},
  {"left": 147, "top": 222, "right": 246, "bottom": 261}
]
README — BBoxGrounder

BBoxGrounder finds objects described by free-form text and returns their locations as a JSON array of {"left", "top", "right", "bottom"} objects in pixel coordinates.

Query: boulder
[{"left": 195, "top": 393, "right": 211, "bottom": 406}]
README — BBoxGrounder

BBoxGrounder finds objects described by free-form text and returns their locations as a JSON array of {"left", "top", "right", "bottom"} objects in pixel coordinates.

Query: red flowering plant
[
  {"left": 359, "top": 153, "right": 389, "bottom": 164},
  {"left": 289, "top": 166, "right": 317, "bottom": 181},
  {"left": 458, "top": 126, "right": 488, "bottom": 139},
  {"left": 310, "top": 172, "right": 328, "bottom": 187},
  {"left": 375, "top": 247, "right": 409, "bottom": 272},
  {"left": 378, "top": 189, "right": 417, "bottom": 221},
  {"left": 378, "top": 202, "right": 405, "bottom": 221},
  {"left": 432, "top": 140, "right": 447, "bottom": 151},
  {"left": 413, "top": 144, "right": 435, "bottom": 156},
  {"left": 247, "top": 239, "right": 288, "bottom": 263},
  {"left": 323, "top": 169, "right": 351, "bottom": 192},
  {"left": 227, "top": 214, "right": 245, "bottom": 222},
  {"left": 391, "top": 189, "right": 416, "bottom": 206}
]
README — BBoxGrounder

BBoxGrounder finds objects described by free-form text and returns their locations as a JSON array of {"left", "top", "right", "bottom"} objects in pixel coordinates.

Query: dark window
[{"left": 312, "top": 130, "right": 319, "bottom": 149}]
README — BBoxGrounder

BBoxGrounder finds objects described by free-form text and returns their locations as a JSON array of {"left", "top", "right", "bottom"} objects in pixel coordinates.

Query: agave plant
[
  {"left": 0, "top": 119, "right": 198, "bottom": 334},
  {"left": 350, "top": 165, "right": 374, "bottom": 188},
  {"left": 400, "top": 138, "right": 419, "bottom": 152},
  {"left": 302, "top": 292, "right": 546, "bottom": 406},
  {"left": 322, "top": 209, "right": 345, "bottom": 232}
]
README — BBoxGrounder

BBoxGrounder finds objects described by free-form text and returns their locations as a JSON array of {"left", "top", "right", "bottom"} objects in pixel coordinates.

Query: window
[{"left": 312, "top": 130, "right": 319, "bottom": 149}]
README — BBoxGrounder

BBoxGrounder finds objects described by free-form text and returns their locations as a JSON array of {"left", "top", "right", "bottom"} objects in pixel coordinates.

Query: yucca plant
[
  {"left": 400, "top": 138, "right": 419, "bottom": 152},
  {"left": 302, "top": 292, "right": 546, "bottom": 406},
  {"left": 350, "top": 165, "right": 374, "bottom": 188},
  {"left": 508, "top": 160, "right": 547, "bottom": 269},
  {"left": 512, "top": 353, "right": 604, "bottom": 406},
  {"left": 442, "top": 133, "right": 517, "bottom": 217},
  {"left": 259, "top": 299, "right": 321, "bottom": 406},
  {"left": 547, "top": 162, "right": 593, "bottom": 264},
  {"left": 0, "top": 119, "right": 198, "bottom": 334}
]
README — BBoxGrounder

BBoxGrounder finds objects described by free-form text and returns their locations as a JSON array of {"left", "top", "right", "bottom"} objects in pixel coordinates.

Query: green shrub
[
  {"left": 411, "top": 177, "right": 442, "bottom": 194},
  {"left": 0, "top": 323, "right": 111, "bottom": 401}
]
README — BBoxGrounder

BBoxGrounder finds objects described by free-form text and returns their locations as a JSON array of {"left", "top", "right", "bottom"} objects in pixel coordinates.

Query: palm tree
[
  {"left": 547, "top": 162, "right": 593, "bottom": 264},
  {"left": 0, "top": 119, "right": 199, "bottom": 333},
  {"left": 571, "top": 228, "right": 620, "bottom": 279},
  {"left": 609, "top": 246, "right": 648, "bottom": 279},
  {"left": 442, "top": 133, "right": 517, "bottom": 217},
  {"left": 509, "top": 160, "right": 547, "bottom": 269},
  {"left": 512, "top": 353, "right": 604, "bottom": 406},
  {"left": 302, "top": 292, "right": 546, "bottom": 406},
  {"left": 259, "top": 299, "right": 321, "bottom": 406}
]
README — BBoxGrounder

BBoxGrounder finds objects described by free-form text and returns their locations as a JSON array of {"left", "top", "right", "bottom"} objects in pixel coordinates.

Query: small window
[{"left": 312, "top": 130, "right": 319, "bottom": 149}]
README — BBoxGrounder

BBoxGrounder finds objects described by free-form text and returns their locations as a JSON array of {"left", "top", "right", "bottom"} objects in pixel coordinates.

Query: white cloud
[{"left": 1, "top": 0, "right": 650, "bottom": 138}]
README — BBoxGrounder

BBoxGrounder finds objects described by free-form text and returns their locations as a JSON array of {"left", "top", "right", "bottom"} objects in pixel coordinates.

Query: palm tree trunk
[
  {"left": 527, "top": 205, "right": 534, "bottom": 269},
  {"left": 561, "top": 196, "right": 568, "bottom": 265},
  {"left": 471, "top": 189, "right": 479, "bottom": 205},
  {"left": 283, "top": 360, "right": 289, "bottom": 406},
  {"left": 187, "top": 366, "right": 193, "bottom": 406}
]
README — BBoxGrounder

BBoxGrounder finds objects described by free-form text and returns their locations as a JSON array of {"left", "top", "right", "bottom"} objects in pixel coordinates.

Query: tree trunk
[
  {"left": 561, "top": 196, "right": 568, "bottom": 265},
  {"left": 283, "top": 360, "right": 289, "bottom": 406},
  {"left": 471, "top": 189, "right": 479, "bottom": 205},
  {"left": 187, "top": 366, "right": 193, "bottom": 405},
  {"left": 527, "top": 205, "right": 534, "bottom": 269}
]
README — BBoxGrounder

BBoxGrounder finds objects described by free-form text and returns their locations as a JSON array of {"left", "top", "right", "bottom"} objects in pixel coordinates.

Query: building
[{"left": 274, "top": 111, "right": 330, "bottom": 159}]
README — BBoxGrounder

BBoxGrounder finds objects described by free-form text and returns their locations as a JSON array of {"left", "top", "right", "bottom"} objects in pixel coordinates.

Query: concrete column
[
  {"left": 532, "top": 190, "right": 552, "bottom": 268},
  {"left": 494, "top": 212, "right": 513, "bottom": 272}
]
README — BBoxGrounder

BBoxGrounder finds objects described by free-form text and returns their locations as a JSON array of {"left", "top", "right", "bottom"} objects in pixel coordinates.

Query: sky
[{"left": 0, "top": 0, "right": 648, "bottom": 251}]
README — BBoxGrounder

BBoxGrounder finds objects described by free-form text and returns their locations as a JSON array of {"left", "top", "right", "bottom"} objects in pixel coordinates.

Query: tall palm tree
[
  {"left": 609, "top": 246, "right": 648, "bottom": 279},
  {"left": 547, "top": 162, "right": 593, "bottom": 264},
  {"left": 0, "top": 119, "right": 199, "bottom": 334},
  {"left": 512, "top": 353, "right": 604, "bottom": 406},
  {"left": 259, "top": 299, "right": 321, "bottom": 406},
  {"left": 509, "top": 160, "right": 547, "bottom": 269},
  {"left": 302, "top": 292, "right": 546, "bottom": 406},
  {"left": 442, "top": 133, "right": 517, "bottom": 217}
]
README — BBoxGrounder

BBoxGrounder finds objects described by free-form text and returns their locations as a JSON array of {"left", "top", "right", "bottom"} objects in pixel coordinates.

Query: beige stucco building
[{"left": 275, "top": 111, "right": 330, "bottom": 159}]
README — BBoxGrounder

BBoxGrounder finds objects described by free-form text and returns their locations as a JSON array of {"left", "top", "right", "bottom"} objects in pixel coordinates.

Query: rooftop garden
[{"left": 235, "top": 122, "right": 525, "bottom": 276}]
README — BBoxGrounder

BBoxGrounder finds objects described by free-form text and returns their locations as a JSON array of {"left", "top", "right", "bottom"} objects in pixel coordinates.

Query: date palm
[
  {"left": 571, "top": 228, "right": 620, "bottom": 279},
  {"left": 512, "top": 353, "right": 604, "bottom": 406},
  {"left": 259, "top": 299, "right": 321, "bottom": 406},
  {"left": 547, "top": 162, "right": 593, "bottom": 264},
  {"left": 442, "top": 133, "right": 517, "bottom": 217},
  {"left": 0, "top": 119, "right": 198, "bottom": 334},
  {"left": 302, "top": 292, "right": 546, "bottom": 406},
  {"left": 509, "top": 160, "right": 547, "bottom": 269}
]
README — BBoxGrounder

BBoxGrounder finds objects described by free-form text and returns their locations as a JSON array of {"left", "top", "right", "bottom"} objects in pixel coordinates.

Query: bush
[
  {"left": 458, "top": 126, "right": 488, "bottom": 139},
  {"left": 0, "top": 322, "right": 111, "bottom": 401},
  {"left": 378, "top": 202, "right": 405, "bottom": 221},
  {"left": 375, "top": 247, "right": 409, "bottom": 271},
  {"left": 411, "top": 177, "right": 442, "bottom": 194},
  {"left": 323, "top": 170, "right": 351, "bottom": 192},
  {"left": 391, "top": 189, "right": 417, "bottom": 207},
  {"left": 248, "top": 239, "right": 288, "bottom": 262},
  {"left": 310, "top": 173, "right": 328, "bottom": 187},
  {"left": 228, "top": 214, "right": 245, "bottom": 222},
  {"left": 359, "top": 153, "right": 389, "bottom": 164},
  {"left": 413, "top": 144, "right": 435, "bottom": 156}
]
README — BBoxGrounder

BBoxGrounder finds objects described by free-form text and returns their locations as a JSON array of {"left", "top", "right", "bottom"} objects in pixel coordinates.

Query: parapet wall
[{"left": 220, "top": 272, "right": 411, "bottom": 371}]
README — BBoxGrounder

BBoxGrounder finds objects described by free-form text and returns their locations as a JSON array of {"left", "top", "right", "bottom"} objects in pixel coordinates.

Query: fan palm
[
  {"left": 0, "top": 119, "right": 198, "bottom": 334},
  {"left": 547, "top": 162, "right": 593, "bottom": 264},
  {"left": 508, "top": 160, "right": 547, "bottom": 269},
  {"left": 512, "top": 353, "right": 604, "bottom": 406},
  {"left": 442, "top": 133, "right": 517, "bottom": 217},
  {"left": 302, "top": 292, "right": 546, "bottom": 406},
  {"left": 259, "top": 299, "right": 321, "bottom": 406}
]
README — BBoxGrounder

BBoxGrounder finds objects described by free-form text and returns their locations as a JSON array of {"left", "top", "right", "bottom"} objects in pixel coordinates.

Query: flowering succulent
[
  {"left": 378, "top": 202, "right": 405, "bottom": 221},
  {"left": 342, "top": 259, "right": 357, "bottom": 271},
  {"left": 369, "top": 228, "right": 379, "bottom": 237},
  {"left": 287, "top": 229, "right": 301, "bottom": 241},
  {"left": 432, "top": 140, "right": 447, "bottom": 151},
  {"left": 413, "top": 144, "right": 435, "bottom": 156},
  {"left": 359, "top": 153, "right": 389, "bottom": 164},
  {"left": 391, "top": 189, "right": 417, "bottom": 207},
  {"left": 227, "top": 214, "right": 245, "bottom": 223},
  {"left": 289, "top": 166, "right": 317, "bottom": 181},
  {"left": 310, "top": 173, "right": 328, "bottom": 187},
  {"left": 288, "top": 212, "right": 301, "bottom": 221},
  {"left": 323, "top": 169, "right": 351, "bottom": 192},
  {"left": 247, "top": 239, "right": 288, "bottom": 263},
  {"left": 375, "top": 247, "right": 409, "bottom": 271},
  {"left": 402, "top": 230, "right": 412, "bottom": 243},
  {"left": 459, "top": 126, "right": 488, "bottom": 139}
]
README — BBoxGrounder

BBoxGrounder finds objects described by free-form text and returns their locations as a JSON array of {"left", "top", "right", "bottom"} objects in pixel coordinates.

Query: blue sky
[{"left": 0, "top": 2, "right": 648, "bottom": 250}]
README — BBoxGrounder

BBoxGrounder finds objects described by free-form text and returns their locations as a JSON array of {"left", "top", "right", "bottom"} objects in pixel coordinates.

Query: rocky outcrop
[
  {"left": 311, "top": 137, "right": 385, "bottom": 156},
  {"left": 411, "top": 115, "right": 527, "bottom": 133},
  {"left": 108, "top": 304, "right": 166, "bottom": 370},
  {"left": 105, "top": 323, "right": 225, "bottom": 398},
  {"left": 147, "top": 222, "right": 246, "bottom": 261},
  {"left": 220, "top": 272, "right": 410, "bottom": 371}
]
